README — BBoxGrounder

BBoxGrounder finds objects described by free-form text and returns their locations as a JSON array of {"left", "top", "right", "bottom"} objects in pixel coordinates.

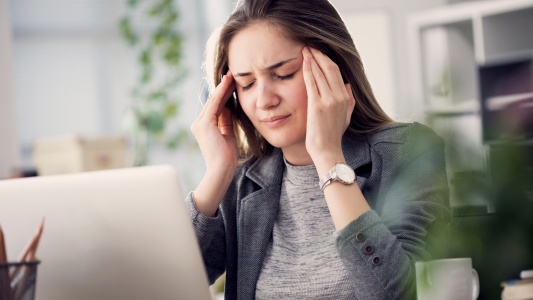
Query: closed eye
[
  {"left": 242, "top": 81, "right": 255, "bottom": 91},
  {"left": 241, "top": 71, "right": 296, "bottom": 91},
  {"left": 277, "top": 72, "right": 296, "bottom": 81}
]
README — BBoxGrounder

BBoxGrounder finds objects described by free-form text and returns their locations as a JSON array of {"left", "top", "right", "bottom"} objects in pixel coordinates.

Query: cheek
[
  {"left": 237, "top": 94, "right": 258, "bottom": 124},
  {"left": 282, "top": 75, "right": 308, "bottom": 114}
]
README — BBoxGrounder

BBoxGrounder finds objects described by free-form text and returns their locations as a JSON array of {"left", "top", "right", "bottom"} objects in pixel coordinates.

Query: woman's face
[{"left": 228, "top": 23, "right": 308, "bottom": 150}]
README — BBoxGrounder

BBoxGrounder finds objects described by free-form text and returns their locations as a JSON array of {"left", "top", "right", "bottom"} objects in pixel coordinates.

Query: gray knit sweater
[{"left": 255, "top": 157, "right": 357, "bottom": 299}]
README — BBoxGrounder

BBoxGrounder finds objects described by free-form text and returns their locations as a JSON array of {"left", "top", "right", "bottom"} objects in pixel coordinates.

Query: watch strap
[{"left": 319, "top": 169, "right": 334, "bottom": 191}]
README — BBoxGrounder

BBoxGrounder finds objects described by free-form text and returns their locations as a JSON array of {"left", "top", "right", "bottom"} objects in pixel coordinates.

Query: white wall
[
  {"left": 0, "top": 0, "right": 20, "bottom": 177},
  {"left": 344, "top": 10, "right": 395, "bottom": 117},
  {"left": 332, "top": 0, "right": 448, "bottom": 121}
]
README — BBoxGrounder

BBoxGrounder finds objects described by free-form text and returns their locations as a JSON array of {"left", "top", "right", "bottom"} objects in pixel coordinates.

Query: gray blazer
[{"left": 185, "top": 122, "right": 451, "bottom": 300}]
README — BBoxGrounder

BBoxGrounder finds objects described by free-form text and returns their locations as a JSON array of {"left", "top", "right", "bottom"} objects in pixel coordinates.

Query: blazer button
[
  {"left": 372, "top": 256, "right": 383, "bottom": 266},
  {"left": 355, "top": 232, "right": 366, "bottom": 243},
  {"left": 364, "top": 245, "right": 375, "bottom": 255}
]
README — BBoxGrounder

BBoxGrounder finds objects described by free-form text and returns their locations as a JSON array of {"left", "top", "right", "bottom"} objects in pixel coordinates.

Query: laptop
[{"left": 0, "top": 165, "right": 212, "bottom": 300}]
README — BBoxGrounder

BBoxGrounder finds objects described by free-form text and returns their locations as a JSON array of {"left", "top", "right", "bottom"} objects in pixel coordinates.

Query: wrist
[
  {"left": 312, "top": 149, "right": 346, "bottom": 176},
  {"left": 194, "top": 169, "right": 234, "bottom": 218},
  {"left": 204, "top": 167, "right": 235, "bottom": 189},
  {"left": 206, "top": 162, "right": 237, "bottom": 179}
]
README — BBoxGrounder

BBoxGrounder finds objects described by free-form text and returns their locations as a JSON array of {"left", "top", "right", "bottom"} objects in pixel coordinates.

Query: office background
[
  {"left": 1, "top": 0, "right": 532, "bottom": 299},
  {"left": 0, "top": 0, "right": 475, "bottom": 192}
]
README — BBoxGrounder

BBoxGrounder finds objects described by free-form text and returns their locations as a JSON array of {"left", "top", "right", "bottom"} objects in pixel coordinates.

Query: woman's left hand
[{"left": 302, "top": 46, "right": 355, "bottom": 167}]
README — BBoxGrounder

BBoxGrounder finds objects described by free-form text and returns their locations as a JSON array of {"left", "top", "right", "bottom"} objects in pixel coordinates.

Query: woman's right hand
[{"left": 190, "top": 70, "right": 238, "bottom": 217}]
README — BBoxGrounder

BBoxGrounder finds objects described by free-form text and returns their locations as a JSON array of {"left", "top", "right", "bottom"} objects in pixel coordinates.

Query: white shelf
[
  {"left": 486, "top": 92, "right": 533, "bottom": 111},
  {"left": 484, "top": 49, "right": 533, "bottom": 66},
  {"left": 426, "top": 100, "right": 480, "bottom": 116},
  {"left": 407, "top": 0, "right": 533, "bottom": 209},
  {"left": 407, "top": 0, "right": 533, "bottom": 28},
  {"left": 407, "top": 0, "right": 533, "bottom": 118},
  {"left": 421, "top": 20, "right": 478, "bottom": 108},
  {"left": 482, "top": 7, "right": 533, "bottom": 60},
  {"left": 408, "top": 0, "right": 533, "bottom": 65}
]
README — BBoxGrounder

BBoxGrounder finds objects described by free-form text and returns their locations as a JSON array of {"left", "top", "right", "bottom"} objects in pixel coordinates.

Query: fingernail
[
  {"left": 221, "top": 75, "right": 226, "bottom": 82},
  {"left": 304, "top": 47, "right": 310, "bottom": 53}
]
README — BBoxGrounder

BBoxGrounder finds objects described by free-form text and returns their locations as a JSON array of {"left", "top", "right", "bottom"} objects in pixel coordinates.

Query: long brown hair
[{"left": 209, "top": 0, "right": 395, "bottom": 161}]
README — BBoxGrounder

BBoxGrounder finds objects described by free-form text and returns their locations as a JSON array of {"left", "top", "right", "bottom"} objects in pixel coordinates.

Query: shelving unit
[{"left": 406, "top": 0, "right": 533, "bottom": 213}]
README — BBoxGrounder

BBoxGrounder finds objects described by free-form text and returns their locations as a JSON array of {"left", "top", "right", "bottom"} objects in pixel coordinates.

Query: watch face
[{"left": 335, "top": 163, "right": 356, "bottom": 184}]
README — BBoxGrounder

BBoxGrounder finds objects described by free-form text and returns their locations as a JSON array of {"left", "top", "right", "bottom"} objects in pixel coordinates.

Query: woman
[{"left": 188, "top": 0, "right": 451, "bottom": 299}]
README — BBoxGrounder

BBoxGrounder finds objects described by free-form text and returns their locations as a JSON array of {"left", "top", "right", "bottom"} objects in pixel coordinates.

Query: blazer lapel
[
  {"left": 237, "top": 148, "right": 284, "bottom": 300},
  {"left": 342, "top": 131, "right": 372, "bottom": 187}
]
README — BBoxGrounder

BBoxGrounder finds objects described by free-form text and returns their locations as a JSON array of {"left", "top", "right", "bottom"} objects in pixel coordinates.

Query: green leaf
[
  {"left": 166, "top": 139, "right": 178, "bottom": 150},
  {"left": 127, "top": 0, "right": 142, "bottom": 8},
  {"left": 141, "top": 67, "right": 152, "bottom": 84},
  {"left": 153, "top": 30, "right": 163, "bottom": 45},
  {"left": 148, "top": 0, "right": 168, "bottom": 17},
  {"left": 166, "top": 129, "right": 189, "bottom": 150},
  {"left": 164, "top": 11, "right": 177, "bottom": 25},
  {"left": 162, "top": 0, "right": 173, "bottom": 9},
  {"left": 143, "top": 110, "right": 165, "bottom": 133},
  {"left": 119, "top": 17, "right": 138, "bottom": 45},
  {"left": 148, "top": 90, "right": 167, "bottom": 101},
  {"left": 164, "top": 102, "right": 178, "bottom": 119},
  {"left": 140, "top": 48, "right": 152, "bottom": 66}
]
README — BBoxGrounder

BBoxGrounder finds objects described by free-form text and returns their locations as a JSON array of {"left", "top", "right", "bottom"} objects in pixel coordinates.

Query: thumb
[{"left": 219, "top": 107, "right": 235, "bottom": 136}]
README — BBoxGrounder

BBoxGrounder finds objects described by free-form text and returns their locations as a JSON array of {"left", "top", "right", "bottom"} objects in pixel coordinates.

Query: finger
[
  {"left": 219, "top": 107, "right": 235, "bottom": 136},
  {"left": 345, "top": 83, "right": 355, "bottom": 106},
  {"left": 345, "top": 83, "right": 356, "bottom": 129},
  {"left": 198, "top": 74, "right": 227, "bottom": 120},
  {"left": 309, "top": 47, "right": 344, "bottom": 95},
  {"left": 215, "top": 71, "right": 236, "bottom": 116},
  {"left": 196, "top": 94, "right": 211, "bottom": 120},
  {"left": 216, "top": 80, "right": 236, "bottom": 116},
  {"left": 310, "top": 57, "right": 331, "bottom": 98},
  {"left": 302, "top": 55, "right": 319, "bottom": 100},
  {"left": 303, "top": 49, "right": 330, "bottom": 96},
  {"left": 338, "top": 73, "right": 350, "bottom": 100},
  {"left": 206, "top": 71, "right": 235, "bottom": 118}
]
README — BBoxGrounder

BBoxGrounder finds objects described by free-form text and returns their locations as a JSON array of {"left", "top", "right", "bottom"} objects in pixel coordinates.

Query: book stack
[{"left": 502, "top": 270, "right": 533, "bottom": 300}]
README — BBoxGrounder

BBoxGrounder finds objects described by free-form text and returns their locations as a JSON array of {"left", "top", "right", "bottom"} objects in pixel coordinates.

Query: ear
[{"left": 344, "top": 83, "right": 355, "bottom": 130}]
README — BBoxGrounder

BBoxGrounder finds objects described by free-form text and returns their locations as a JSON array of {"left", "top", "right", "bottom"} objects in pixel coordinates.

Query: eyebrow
[{"left": 234, "top": 57, "right": 297, "bottom": 78}]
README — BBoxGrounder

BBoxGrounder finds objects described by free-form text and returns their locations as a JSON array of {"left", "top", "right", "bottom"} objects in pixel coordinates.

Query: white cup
[{"left": 416, "top": 258, "right": 480, "bottom": 300}]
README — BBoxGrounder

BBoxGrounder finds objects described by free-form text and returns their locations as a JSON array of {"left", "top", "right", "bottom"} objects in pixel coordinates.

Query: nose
[{"left": 256, "top": 81, "right": 280, "bottom": 110}]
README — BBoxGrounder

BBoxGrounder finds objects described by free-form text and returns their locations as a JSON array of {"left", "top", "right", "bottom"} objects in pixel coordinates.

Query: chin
[{"left": 263, "top": 132, "right": 305, "bottom": 149}]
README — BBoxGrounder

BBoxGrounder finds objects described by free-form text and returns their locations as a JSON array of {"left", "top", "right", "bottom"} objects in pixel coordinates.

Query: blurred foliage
[
  {"left": 426, "top": 142, "right": 533, "bottom": 300},
  {"left": 119, "top": 0, "right": 194, "bottom": 166}
]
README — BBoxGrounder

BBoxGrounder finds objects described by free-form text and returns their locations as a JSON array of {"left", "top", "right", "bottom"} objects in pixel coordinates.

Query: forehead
[{"left": 228, "top": 23, "right": 302, "bottom": 72}]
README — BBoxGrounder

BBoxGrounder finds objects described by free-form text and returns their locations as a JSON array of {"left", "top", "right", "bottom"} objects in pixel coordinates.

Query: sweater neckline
[{"left": 282, "top": 155, "right": 319, "bottom": 186}]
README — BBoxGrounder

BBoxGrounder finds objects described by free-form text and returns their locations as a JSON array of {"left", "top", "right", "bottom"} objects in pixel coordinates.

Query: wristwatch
[{"left": 319, "top": 162, "right": 356, "bottom": 191}]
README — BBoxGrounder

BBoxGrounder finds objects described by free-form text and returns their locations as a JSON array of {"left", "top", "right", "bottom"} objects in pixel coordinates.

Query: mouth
[{"left": 262, "top": 114, "right": 291, "bottom": 127}]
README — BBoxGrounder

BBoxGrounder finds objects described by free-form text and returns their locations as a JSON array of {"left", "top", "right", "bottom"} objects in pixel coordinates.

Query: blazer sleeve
[
  {"left": 333, "top": 123, "right": 452, "bottom": 300},
  {"left": 185, "top": 192, "right": 226, "bottom": 284}
]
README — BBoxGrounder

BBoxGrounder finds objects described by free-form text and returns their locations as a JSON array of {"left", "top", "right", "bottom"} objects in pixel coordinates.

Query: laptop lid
[{"left": 0, "top": 165, "right": 212, "bottom": 300}]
